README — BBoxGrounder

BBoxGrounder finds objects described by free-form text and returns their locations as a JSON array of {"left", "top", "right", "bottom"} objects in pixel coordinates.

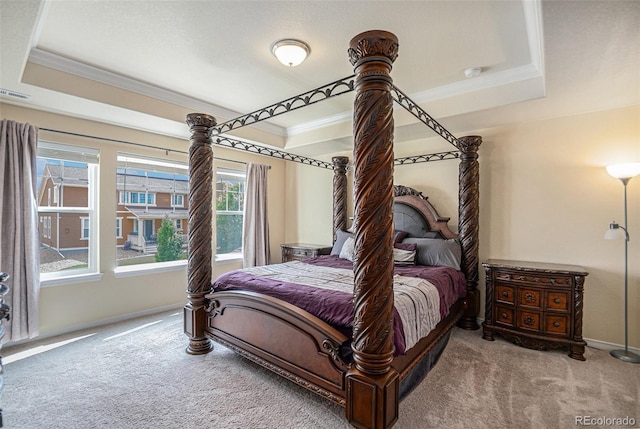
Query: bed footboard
[{"left": 204, "top": 290, "right": 351, "bottom": 404}]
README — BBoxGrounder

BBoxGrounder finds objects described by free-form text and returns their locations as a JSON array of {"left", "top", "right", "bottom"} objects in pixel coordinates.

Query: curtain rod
[{"left": 38, "top": 127, "right": 248, "bottom": 167}]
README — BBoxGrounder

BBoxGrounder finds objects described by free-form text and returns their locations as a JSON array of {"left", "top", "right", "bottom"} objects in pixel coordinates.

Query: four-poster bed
[{"left": 184, "top": 30, "right": 481, "bottom": 429}]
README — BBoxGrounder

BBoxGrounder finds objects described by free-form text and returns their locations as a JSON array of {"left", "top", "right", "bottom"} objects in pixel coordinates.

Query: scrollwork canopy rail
[
  {"left": 212, "top": 76, "right": 356, "bottom": 136},
  {"left": 207, "top": 73, "right": 463, "bottom": 168}
]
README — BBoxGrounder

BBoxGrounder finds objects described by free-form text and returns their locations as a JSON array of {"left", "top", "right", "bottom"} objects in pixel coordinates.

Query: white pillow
[{"left": 339, "top": 237, "right": 356, "bottom": 261}]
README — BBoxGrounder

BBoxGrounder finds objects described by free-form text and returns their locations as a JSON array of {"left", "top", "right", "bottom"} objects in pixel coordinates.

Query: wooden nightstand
[
  {"left": 482, "top": 259, "right": 589, "bottom": 360},
  {"left": 281, "top": 243, "right": 332, "bottom": 263}
]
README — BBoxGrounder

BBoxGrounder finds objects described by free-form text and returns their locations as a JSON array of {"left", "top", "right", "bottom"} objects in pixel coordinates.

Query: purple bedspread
[{"left": 212, "top": 255, "right": 466, "bottom": 355}]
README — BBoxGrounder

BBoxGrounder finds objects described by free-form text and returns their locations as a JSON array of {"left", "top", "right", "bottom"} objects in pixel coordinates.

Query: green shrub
[{"left": 155, "top": 216, "right": 184, "bottom": 262}]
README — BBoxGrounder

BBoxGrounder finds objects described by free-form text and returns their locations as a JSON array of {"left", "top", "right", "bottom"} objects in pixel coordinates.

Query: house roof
[
  {"left": 44, "top": 164, "right": 88, "bottom": 187},
  {"left": 41, "top": 164, "right": 189, "bottom": 193},
  {"left": 117, "top": 174, "right": 189, "bottom": 194}
]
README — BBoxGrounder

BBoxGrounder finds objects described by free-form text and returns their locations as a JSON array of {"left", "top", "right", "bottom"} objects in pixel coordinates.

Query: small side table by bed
[
  {"left": 482, "top": 259, "right": 589, "bottom": 360},
  {"left": 281, "top": 243, "right": 332, "bottom": 263}
]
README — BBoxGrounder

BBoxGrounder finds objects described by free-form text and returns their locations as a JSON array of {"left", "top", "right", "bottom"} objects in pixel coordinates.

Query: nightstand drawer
[
  {"left": 494, "top": 270, "right": 573, "bottom": 288},
  {"left": 545, "top": 291, "right": 570, "bottom": 312},
  {"left": 495, "top": 305, "right": 514, "bottom": 327},
  {"left": 287, "top": 248, "right": 315, "bottom": 258},
  {"left": 517, "top": 310, "right": 541, "bottom": 332},
  {"left": 280, "top": 243, "right": 332, "bottom": 263},
  {"left": 544, "top": 314, "right": 570, "bottom": 337},
  {"left": 495, "top": 285, "right": 515, "bottom": 304},
  {"left": 518, "top": 288, "right": 541, "bottom": 309}
]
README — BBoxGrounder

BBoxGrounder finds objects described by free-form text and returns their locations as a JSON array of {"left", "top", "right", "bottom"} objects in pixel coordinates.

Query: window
[
  {"left": 119, "top": 191, "right": 156, "bottom": 206},
  {"left": 80, "top": 217, "right": 90, "bottom": 240},
  {"left": 115, "top": 217, "right": 123, "bottom": 239},
  {"left": 42, "top": 216, "right": 52, "bottom": 239},
  {"left": 216, "top": 168, "right": 245, "bottom": 260},
  {"left": 116, "top": 154, "right": 189, "bottom": 269},
  {"left": 171, "top": 194, "right": 184, "bottom": 207},
  {"left": 37, "top": 142, "right": 99, "bottom": 280}
]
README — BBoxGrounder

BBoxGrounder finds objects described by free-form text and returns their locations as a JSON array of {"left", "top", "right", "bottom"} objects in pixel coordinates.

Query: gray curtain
[
  {"left": 242, "top": 163, "right": 270, "bottom": 267},
  {"left": 0, "top": 119, "right": 40, "bottom": 341}
]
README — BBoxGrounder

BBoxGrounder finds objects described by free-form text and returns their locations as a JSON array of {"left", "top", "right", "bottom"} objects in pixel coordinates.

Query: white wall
[{"left": 284, "top": 161, "right": 334, "bottom": 246}]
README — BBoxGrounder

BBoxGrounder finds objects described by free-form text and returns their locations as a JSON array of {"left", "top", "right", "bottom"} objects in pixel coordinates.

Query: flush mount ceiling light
[
  {"left": 271, "top": 39, "right": 310, "bottom": 67},
  {"left": 464, "top": 67, "right": 482, "bottom": 78}
]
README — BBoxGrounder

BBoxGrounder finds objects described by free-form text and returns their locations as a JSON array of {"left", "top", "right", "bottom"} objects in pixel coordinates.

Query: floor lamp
[{"left": 605, "top": 162, "right": 640, "bottom": 363}]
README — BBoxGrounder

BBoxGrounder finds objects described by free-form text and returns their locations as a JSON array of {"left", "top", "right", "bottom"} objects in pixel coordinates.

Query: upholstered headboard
[{"left": 393, "top": 185, "right": 458, "bottom": 240}]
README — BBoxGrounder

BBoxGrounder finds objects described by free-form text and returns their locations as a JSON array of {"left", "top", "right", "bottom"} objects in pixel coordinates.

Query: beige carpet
[{"left": 3, "top": 310, "right": 638, "bottom": 429}]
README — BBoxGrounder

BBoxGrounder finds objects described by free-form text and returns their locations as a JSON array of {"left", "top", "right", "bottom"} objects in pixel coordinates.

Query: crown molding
[
  {"left": 523, "top": 0, "right": 545, "bottom": 74},
  {"left": 286, "top": 110, "right": 353, "bottom": 136},
  {"left": 27, "top": 48, "right": 286, "bottom": 137},
  {"left": 284, "top": 0, "right": 545, "bottom": 138}
]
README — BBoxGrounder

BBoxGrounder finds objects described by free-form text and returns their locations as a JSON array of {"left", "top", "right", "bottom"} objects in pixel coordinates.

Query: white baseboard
[
  {"left": 4, "top": 303, "right": 184, "bottom": 348},
  {"left": 583, "top": 337, "right": 640, "bottom": 354},
  {"left": 475, "top": 317, "right": 640, "bottom": 355}
]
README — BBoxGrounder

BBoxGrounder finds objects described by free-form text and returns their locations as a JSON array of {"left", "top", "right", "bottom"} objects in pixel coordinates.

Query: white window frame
[
  {"left": 43, "top": 216, "right": 51, "bottom": 239},
  {"left": 38, "top": 142, "right": 101, "bottom": 284},
  {"left": 116, "top": 217, "right": 123, "bottom": 239},
  {"left": 114, "top": 153, "right": 189, "bottom": 276},
  {"left": 215, "top": 168, "right": 245, "bottom": 262},
  {"left": 119, "top": 191, "right": 156, "bottom": 206},
  {"left": 171, "top": 194, "right": 184, "bottom": 207},
  {"left": 80, "top": 217, "right": 90, "bottom": 240}
]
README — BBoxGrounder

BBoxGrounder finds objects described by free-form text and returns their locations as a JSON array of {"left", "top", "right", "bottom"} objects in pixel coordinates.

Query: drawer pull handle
[
  {"left": 523, "top": 316, "right": 534, "bottom": 325},
  {"left": 501, "top": 312, "right": 508, "bottom": 319},
  {"left": 553, "top": 298, "right": 562, "bottom": 304},
  {"left": 553, "top": 321, "right": 561, "bottom": 328},
  {"left": 524, "top": 292, "right": 535, "bottom": 303},
  {"left": 501, "top": 291, "right": 509, "bottom": 297}
]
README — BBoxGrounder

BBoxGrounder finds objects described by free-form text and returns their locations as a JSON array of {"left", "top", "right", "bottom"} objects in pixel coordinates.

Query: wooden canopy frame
[{"left": 183, "top": 30, "right": 481, "bottom": 429}]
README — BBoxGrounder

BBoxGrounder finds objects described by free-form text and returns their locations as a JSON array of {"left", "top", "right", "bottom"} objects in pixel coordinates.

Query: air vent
[{"left": 0, "top": 88, "right": 31, "bottom": 100}]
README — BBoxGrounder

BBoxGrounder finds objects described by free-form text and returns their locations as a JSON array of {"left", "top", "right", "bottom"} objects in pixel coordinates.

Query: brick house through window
[{"left": 37, "top": 163, "right": 189, "bottom": 256}]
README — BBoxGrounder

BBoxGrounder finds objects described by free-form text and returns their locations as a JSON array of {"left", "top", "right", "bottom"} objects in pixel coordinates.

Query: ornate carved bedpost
[
  {"left": 332, "top": 156, "right": 349, "bottom": 241},
  {"left": 346, "top": 30, "right": 399, "bottom": 429},
  {"left": 457, "top": 135, "right": 482, "bottom": 330},
  {"left": 184, "top": 113, "right": 216, "bottom": 355}
]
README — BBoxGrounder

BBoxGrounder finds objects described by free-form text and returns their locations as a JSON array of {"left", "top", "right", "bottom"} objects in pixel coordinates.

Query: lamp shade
[
  {"left": 606, "top": 162, "right": 640, "bottom": 180},
  {"left": 271, "top": 39, "right": 310, "bottom": 67},
  {"left": 605, "top": 227, "right": 626, "bottom": 240}
]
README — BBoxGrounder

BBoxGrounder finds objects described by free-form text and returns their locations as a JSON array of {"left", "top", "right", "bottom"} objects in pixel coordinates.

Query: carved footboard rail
[{"left": 205, "top": 290, "right": 350, "bottom": 404}]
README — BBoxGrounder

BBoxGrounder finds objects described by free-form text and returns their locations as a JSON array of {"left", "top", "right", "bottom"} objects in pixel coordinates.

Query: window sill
[
  {"left": 114, "top": 259, "right": 187, "bottom": 278},
  {"left": 41, "top": 272, "right": 104, "bottom": 288},
  {"left": 215, "top": 253, "right": 243, "bottom": 264}
]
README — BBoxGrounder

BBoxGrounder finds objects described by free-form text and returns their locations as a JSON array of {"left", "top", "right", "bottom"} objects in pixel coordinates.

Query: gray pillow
[
  {"left": 331, "top": 229, "right": 354, "bottom": 255},
  {"left": 401, "top": 237, "right": 462, "bottom": 270}
]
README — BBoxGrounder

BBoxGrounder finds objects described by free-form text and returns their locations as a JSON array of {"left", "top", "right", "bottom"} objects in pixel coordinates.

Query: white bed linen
[{"left": 239, "top": 260, "right": 441, "bottom": 350}]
